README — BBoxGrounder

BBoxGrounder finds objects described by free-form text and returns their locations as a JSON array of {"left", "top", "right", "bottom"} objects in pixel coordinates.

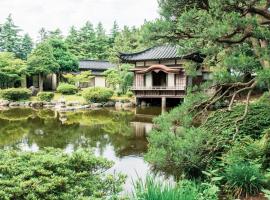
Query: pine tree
[
  {"left": 18, "top": 34, "right": 33, "bottom": 60},
  {"left": 109, "top": 21, "right": 120, "bottom": 46},
  {"left": 37, "top": 27, "right": 48, "bottom": 43},
  {"left": 95, "top": 22, "right": 110, "bottom": 59},
  {"left": 0, "top": 14, "right": 22, "bottom": 57}
]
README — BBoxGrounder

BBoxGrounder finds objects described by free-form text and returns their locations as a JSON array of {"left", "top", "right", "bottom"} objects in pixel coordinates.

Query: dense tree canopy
[
  {"left": 0, "top": 52, "right": 27, "bottom": 88},
  {"left": 27, "top": 42, "right": 59, "bottom": 91},
  {"left": 47, "top": 38, "right": 78, "bottom": 73}
]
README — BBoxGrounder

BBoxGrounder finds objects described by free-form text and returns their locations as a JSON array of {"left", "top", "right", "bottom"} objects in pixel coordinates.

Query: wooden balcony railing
[{"left": 131, "top": 86, "right": 186, "bottom": 91}]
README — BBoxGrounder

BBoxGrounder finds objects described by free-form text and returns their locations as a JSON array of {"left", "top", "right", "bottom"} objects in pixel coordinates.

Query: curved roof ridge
[{"left": 119, "top": 44, "right": 176, "bottom": 56}]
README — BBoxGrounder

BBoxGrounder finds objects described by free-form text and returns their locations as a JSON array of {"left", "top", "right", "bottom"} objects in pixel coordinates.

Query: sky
[{"left": 0, "top": 0, "right": 159, "bottom": 39}]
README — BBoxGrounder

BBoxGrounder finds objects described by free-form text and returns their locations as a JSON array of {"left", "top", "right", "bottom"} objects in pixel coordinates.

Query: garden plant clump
[
  {"left": 82, "top": 87, "right": 114, "bottom": 103},
  {"left": 37, "top": 92, "right": 54, "bottom": 102},
  {"left": 0, "top": 88, "right": 31, "bottom": 101},
  {"left": 0, "top": 148, "right": 126, "bottom": 199},
  {"left": 56, "top": 83, "right": 78, "bottom": 95}
]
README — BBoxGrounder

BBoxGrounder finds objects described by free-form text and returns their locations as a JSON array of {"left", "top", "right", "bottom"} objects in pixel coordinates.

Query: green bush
[
  {"left": 133, "top": 176, "right": 218, "bottom": 200},
  {"left": 56, "top": 83, "right": 78, "bottom": 95},
  {"left": 258, "top": 92, "right": 270, "bottom": 105},
  {"left": 0, "top": 148, "right": 125, "bottom": 199},
  {"left": 0, "top": 88, "right": 31, "bottom": 101},
  {"left": 145, "top": 127, "right": 217, "bottom": 178},
  {"left": 224, "top": 162, "right": 266, "bottom": 198},
  {"left": 126, "top": 91, "right": 133, "bottom": 97},
  {"left": 203, "top": 103, "right": 270, "bottom": 139},
  {"left": 82, "top": 87, "right": 114, "bottom": 103},
  {"left": 37, "top": 92, "right": 54, "bottom": 102}
]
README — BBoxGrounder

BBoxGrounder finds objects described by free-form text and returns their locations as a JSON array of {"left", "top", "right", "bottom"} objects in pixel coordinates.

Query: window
[{"left": 136, "top": 61, "right": 145, "bottom": 67}]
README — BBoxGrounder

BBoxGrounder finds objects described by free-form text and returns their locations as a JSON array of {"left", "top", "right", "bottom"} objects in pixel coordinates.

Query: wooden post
[{"left": 161, "top": 97, "right": 166, "bottom": 113}]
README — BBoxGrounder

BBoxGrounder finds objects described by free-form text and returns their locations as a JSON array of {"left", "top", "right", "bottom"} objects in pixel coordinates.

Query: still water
[{"left": 0, "top": 107, "right": 164, "bottom": 193}]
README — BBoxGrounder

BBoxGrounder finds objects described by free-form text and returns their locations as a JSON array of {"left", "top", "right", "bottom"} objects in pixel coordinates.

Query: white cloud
[{"left": 0, "top": 0, "right": 159, "bottom": 40}]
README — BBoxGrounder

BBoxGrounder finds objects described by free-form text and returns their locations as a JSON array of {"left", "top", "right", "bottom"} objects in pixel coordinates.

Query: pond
[{"left": 0, "top": 107, "right": 169, "bottom": 193}]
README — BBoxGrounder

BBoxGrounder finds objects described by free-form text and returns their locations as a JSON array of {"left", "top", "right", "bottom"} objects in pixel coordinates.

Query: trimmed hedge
[
  {"left": 0, "top": 88, "right": 31, "bottom": 101},
  {"left": 37, "top": 92, "right": 54, "bottom": 102},
  {"left": 83, "top": 87, "right": 114, "bottom": 103},
  {"left": 56, "top": 83, "right": 78, "bottom": 95}
]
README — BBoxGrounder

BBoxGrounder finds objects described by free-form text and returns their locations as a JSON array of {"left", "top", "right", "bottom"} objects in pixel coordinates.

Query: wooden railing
[{"left": 131, "top": 86, "right": 186, "bottom": 91}]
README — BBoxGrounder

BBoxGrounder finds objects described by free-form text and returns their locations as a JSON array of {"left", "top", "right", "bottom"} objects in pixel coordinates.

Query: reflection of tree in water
[{"left": 0, "top": 108, "right": 149, "bottom": 158}]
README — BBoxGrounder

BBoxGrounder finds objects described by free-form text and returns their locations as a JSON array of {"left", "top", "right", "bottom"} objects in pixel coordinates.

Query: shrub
[
  {"left": 82, "top": 87, "right": 114, "bottom": 103},
  {"left": 37, "top": 92, "right": 54, "bottom": 102},
  {"left": 56, "top": 83, "right": 78, "bottom": 95},
  {"left": 0, "top": 148, "right": 125, "bottom": 199},
  {"left": 202, "top": 103, "right": 270, "bottom": 139},
  {"left": 224, "top": 162, "right": 266, "bottom": 198},
  {"left": 0, "top": 88, "right": 31, "bottom": 101},
  {"left": 145, "top": 127, "right": 217, "bottom": 178},
  {"left": 126, "top": 91, "right": 133, "bottom": 97},
  {"left": 257, "top": 92, "right": 270, "bottom": 105},
  {"left": 133, "top": 176, "right": 218, "bottom": 200}
]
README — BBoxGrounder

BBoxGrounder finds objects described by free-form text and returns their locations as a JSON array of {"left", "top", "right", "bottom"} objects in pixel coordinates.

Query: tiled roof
[
  {"left": 79, "top": 60, "right": 116, "bottom": 71},
  {"left": 120, "top": 45, "right": 204, "bottom": 63}
]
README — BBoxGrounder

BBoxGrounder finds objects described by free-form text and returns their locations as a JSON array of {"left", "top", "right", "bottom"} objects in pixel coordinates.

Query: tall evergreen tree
[
  {"left": 66, "top": 26, "right": 81, "bottom": 57},
  {"left": 37, "top": 27, "right": 48, "bottom": 43},
  {"left": 18, "top": 34, "right": 33, "bottom": 60},
  {"left": 109, "top": 21, "right": 120, "bottom": 46},
  {"left": 95, "top": 22, "right": 110, "bottom": 59},
  {"left": 0, "top": 14, "right": 22, "bottom": 57}
]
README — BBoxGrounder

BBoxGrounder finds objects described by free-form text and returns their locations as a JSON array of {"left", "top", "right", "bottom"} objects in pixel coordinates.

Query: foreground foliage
[
  {"left": 133, "top": 176, "right": 219, "bottom": 200},
  {"left": 145, "top": 91, "right": 270, "bottom": 198},
  {"left": 0, "top": 148, "right": 125, "bottom": 200}
]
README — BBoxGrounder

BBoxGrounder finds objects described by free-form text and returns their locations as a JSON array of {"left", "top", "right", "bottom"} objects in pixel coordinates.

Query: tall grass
[{"left": 132, "top": 176, "right": 218, "bottom": 200}]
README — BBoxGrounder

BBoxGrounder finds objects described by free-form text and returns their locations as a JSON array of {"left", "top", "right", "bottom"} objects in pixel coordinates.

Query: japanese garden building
[
  {"left": 78, "top": 60, "right": 115, "bottom": 88},
  {"left": 120, "top": 45, "right": 210, "bottom": 108}
]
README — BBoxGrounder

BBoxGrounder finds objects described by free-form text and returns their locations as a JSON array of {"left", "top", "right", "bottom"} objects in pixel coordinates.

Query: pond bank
[{"left": 0, "top": 98, "right": 136, "bottom": 111}]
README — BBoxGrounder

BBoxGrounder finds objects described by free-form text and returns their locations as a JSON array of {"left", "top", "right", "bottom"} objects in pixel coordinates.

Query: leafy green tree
[
  {"left": 0, "top": 14, "right": 21, "bottom": 57},
  {"left": 27, "top": 42, "right": 59, "bottom": 91},
  {"left": 47, "top": 38, "right": 78, "bottom": 73},
  {"left": 63, "top": 71, "right": 93, "bottom": 85},
  {"left": 104, "top": 64, "right": 134, "bottom": 94},
  {"left": 0, "top": 52, "right": 27, "bottom": 88}
]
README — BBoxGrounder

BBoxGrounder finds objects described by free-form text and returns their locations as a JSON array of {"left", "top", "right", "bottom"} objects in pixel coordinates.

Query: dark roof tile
[
  {"left": 79, "top": 60, "right": 116, "bottom": 71},
  {"left": 119, "top": 45, "right": 204, "bottom": 63}
]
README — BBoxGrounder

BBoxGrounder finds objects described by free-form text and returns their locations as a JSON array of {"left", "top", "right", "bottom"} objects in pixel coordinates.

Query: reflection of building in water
[{"left": 131, "top": 122, "right": 153, "bottom": 137}]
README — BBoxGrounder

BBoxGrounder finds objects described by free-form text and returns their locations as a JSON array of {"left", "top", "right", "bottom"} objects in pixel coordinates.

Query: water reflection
[{"left": 0, "top": 107, "right": 164, "bottom": 192}]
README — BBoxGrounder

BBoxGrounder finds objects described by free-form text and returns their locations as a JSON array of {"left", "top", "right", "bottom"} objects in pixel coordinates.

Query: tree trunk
[{"left": 39, "top": 73, "right": 44, "bottom": 92}]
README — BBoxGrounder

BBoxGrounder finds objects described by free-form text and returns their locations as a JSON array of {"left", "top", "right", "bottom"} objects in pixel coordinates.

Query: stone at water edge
[
  {"left": 30, "top": 101, "right": 44, "bottom": 108},
  {"left": 103, "top": 101, "right": 115, "bottom": 107},
  {"left": 91, "top": 103, "right": 103, "bottom": 108},
  {"left": 0, "top": 100, "right": 10, "bottom": 106},
  {"left": 9, "top": 102, "right": 20, "bottom": 107}
]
